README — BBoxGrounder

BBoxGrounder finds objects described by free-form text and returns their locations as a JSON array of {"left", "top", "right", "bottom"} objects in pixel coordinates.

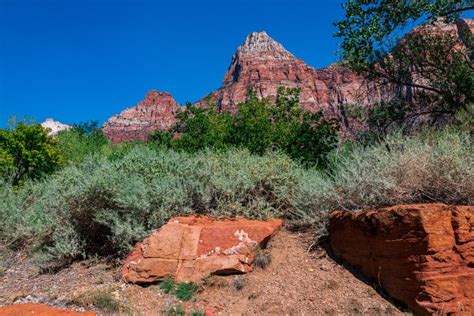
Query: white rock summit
[{"left": 41, "top": 118, "right": 71, "bottom": 135}]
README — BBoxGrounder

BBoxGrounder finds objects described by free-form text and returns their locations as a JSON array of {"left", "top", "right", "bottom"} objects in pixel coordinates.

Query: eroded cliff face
[
  {"left": 196, "top": 31, "right": 391, "bottom": 120},
  {"left": 102, "top": 90, "right": 180, "bottom": 144}
]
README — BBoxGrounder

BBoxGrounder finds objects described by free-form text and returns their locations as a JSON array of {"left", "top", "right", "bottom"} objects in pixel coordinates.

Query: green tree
[
  {"left": 0, "top": 120, "right": 63, "bottom": 185},
  {"left": 56, "top": 121, "right": 109, "bottom": 164},
  {"left": 335, "top": 0, "right": 473, "bottom": 69},
  {"left": 233, "top": 87, "right": 339, "bottom": 166},
  {"left": 150, "top": 87, "right": 339, "bottom": 166},
  {"left": 150, "top": 99, "right": 233, "bottom": 152},
  {"left": 232, "top": 91, "right": 274, "bottom": 154},
  {"left": 335, "top": 0, "right": 474, "bottom": 124}
]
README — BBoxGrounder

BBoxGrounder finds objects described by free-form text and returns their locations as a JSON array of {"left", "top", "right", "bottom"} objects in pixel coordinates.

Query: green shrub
[
  {"left": 73, "top": 287, "right": 120, "bottom": 312},
  {"left": 165, "top": 305, "right": 185, "bottom": 316},
  {"left": 159, "top": 278, "right": 176, "bottom": 294},
  {"left": 56, "top": 121, "right": 109, "bottom": 165},
  {"left": 0, "top": 128, "right": 472, "bottom": 261},
  {"left": 292, "top": 128, "right": 474, "bottom": 234},
  {"left": 0, "top": 120, "right": 63, "bottom": 185},
  {"left": 175, "top": 282, "right": 198, "bottom": 301},
  {"left": 150, "top": 87, "right": 338, "bottom": 167},
  {"left": 0, "top": 147, "right": 299, "bottom": 260}
]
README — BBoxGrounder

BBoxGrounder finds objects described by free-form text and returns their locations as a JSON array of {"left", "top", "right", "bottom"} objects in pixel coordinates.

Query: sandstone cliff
[
  {"left": 103, "top": 19, "right": 473, "bottom": 143},
  {"left": 198, "top": 31, "right": 390, "bottom": 119},
  {"left": 102, "top": 90, "right": 180, "bottom": 143}
]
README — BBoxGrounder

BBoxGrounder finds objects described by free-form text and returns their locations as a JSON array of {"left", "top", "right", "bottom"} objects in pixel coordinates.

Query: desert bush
[
  {"left": 230, "top": 276, "right": 246, "bottom": 291},
  {"left": 0, "top": 147, "right": 299, "bottom": 261},
  {"left": 175, "top": 282, "right": 199, "bottom": 301},
  {"left": 158, "top": 279, "right": 198, "bottom": 301},
  {"left": 253, "top": 247, "right": 271, "bottom": 269},
  {"left": 291, "top": 128, "right": 474, "bottom": 234},
  {"left": 73, "top": 287, "right": 121, "bottom": 312},
  {"left": 165, "top": 305, "right": 185, "bottom": 316},
  {"left": 0, "top": 128, "right": 471, "bottom": 261},
  {"left": 159, "top": 278, "right": 176, "bottom": 294},
  {"left": 56, "top": 121, "right": 109, "bottom": 165}
]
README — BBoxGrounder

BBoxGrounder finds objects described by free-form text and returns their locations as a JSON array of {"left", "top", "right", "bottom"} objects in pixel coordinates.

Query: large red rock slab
[
  {"left": 0, "top": 304, "right": 95, "bottom": 316},
  {"left": 121, "top": 216, "right": 283, "bottom": 283},
  {"left": 329, "top": 204, "right": 474, "bottom": 315}
]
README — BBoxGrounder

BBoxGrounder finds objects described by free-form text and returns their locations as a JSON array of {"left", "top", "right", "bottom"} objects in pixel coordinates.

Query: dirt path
[
  {"left": 182, "top": 230, "right": 401, "bottom": 315},
  {"left": 0, "top": 230, "right": 404, "bottom": 315}
]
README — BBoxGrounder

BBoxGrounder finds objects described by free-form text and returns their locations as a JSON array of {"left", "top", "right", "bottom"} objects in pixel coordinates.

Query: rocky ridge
[
  {"left": 102, "top": 90, "right": 180, "bottom": 143},
  {"left": 201, "top": 31, "right": 390, "bottom": 118},
  {"left": 102, "top": 19, "right": 473, "bottom": 143}
]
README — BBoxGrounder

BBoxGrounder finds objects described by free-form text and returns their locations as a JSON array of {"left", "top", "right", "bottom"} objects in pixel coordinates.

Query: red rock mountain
[
  {"left": 103, "top": 90, "right": 180, "bottom": 143},
  {"left": 103, "top": 19, "right": 473, "bottom": 143},
  {"left": 198, "top": 31, "right": 389, "bottom": 118}
]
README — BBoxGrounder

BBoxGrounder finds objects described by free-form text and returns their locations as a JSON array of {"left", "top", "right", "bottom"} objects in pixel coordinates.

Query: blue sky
[
  {"left": 2, "top": 1, "right": 471, "bottom": 127},
  {"left": 0, "top": 0, "right": 349, "bottom": 126}
]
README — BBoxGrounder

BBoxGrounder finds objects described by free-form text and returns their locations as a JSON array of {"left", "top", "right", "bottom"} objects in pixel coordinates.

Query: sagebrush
[{"left": 0, "top": 128, "right": 472, "bottom": 262}]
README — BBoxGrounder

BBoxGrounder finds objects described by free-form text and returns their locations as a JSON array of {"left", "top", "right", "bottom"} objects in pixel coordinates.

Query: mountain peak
[
  {"left": 237, "top": 31, "right": 294, "bottom": 59},
  {"left": 41, "top": 118, "right": 71, "bottom": 135}
]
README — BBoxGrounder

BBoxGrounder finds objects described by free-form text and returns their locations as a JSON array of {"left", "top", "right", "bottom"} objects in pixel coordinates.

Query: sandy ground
[{"left": 0, "top": 230, "right": 406, "bottom": 315}]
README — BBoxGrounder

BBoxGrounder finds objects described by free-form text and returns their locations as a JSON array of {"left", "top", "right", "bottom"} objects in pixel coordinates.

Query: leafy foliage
[
  {"left": 335, "top": 0, "right": 473, "bottom": 68},
  {"left": 158, "top": 279, "right": 198, "bottom": 301},
  {"left": 0, "top": 147, "right": 300, "bottom": 261},
  {"left": 335, "top": 0, "right": 474, "bottom": 126},
  {"left": 0, "top": 120, "right": 63, "bottom": 185},
  {"left": 159, "top": 279, "right": 177, "bottom": 294},
  {"left": 175, "top": 282, "right": 198, "bottom": 301},
  {"left": 150, "top": 87, "right": 339, "bottom": 167},
  {"left": 1, "top": 128, "right": 472, "bottom": 262},
  {"left": 56, "top": 121, "right": 109, "bottom": 165}
]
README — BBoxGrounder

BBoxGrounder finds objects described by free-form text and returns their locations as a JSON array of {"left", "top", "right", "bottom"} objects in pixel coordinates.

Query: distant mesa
[
  {"left": 102, "top": 19, "right": 473, "bottom": 143},
  {"left": 41, "top": 118, "right": 71, "bottom": 135}
]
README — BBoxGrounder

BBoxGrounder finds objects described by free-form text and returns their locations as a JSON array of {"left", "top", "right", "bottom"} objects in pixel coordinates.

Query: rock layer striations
[
  {"left": 103, "top": 90, "right": 180, "bottom": 143},
  {"left": 121, "top": 216, "right": 283, "bottom": 283},
  {"left": 103, "top": 19, "right": 473, "bottom": 143},
  {"left": 329, "top": 204, "right": 474, "bottom": 315}
]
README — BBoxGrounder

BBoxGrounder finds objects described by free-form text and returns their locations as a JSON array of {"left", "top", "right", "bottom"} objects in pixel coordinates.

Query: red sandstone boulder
[
  {"left": 121, "top": 216, "right": 283, "bottom": 283},
  {"left": 0, "top": 304, "right": 95, "bottom": 316},
  {"left": 329, "top": 204, "right": 474, "bottom": 315}
]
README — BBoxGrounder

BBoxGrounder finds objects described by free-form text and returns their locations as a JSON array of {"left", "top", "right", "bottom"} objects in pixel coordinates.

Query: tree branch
[{"left": 442, "top": 5, "right": 474, "bottom": 16}]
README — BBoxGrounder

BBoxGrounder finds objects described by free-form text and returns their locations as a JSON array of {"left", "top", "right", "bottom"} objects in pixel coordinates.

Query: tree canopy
[
  {"left": 0, "top": 120, "right": 63, "bottom": 185},
  {"left": 149, "top": 87, "right": 339, "bottom": 167},
  {"left": 335, "top": 0, "right": 474, "bottom": 126},
  {"left": 335, "top": 0, "right": 474, "bottom": 69}
]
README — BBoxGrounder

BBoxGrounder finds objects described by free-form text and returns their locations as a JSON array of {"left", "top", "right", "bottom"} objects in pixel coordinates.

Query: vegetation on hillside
[
  {"left": 1, "top": 127, "right": 471, "bottom": 263},
  {"left": 150, "top": 87, "right": 339, "bottom": 167},
  {"left": 0, "top": 0, "right": 472, "bottom": 266}
]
